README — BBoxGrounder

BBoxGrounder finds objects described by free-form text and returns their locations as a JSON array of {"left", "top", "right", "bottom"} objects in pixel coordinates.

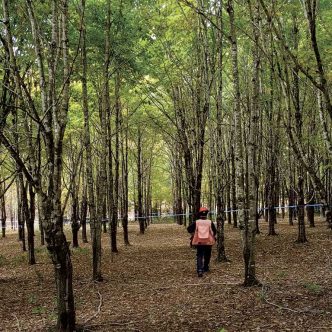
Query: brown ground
[{"left": 0, "top": 219, "right": 332, "bottom": 332}]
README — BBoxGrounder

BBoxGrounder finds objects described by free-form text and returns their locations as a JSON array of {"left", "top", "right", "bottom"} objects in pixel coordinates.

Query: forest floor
[{"left": 1, "top": 218, "right": 332, "bottom": 332}]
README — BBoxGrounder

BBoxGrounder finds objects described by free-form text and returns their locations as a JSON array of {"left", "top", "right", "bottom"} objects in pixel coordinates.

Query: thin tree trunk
[
  {"left": 292, "top": 14, "right": 307, "bottom": 243},
  {"left": 3, "top": 0, "right": 77, "bottom": 329},
  {"left": 25, "top": 183, "right": 36, "bottom": 265},
  {"left": 80, "top": 184, "right": 88, "bottom": 243},
  {"left": 231, "top": 145, "right": 237, "bottom": 228},
  {"left": 1, "top": 182, "right": 6, "bottom": 238},
  {"left": 242, "top": 0, "right": 260, "bottom": 286},
  {"left": 137, "top": 128, "right": 145, "bottom": 234},
  {"left": 17, "top": 174, "right": 26, "bottom": 251},
  {"left": 71, "top": 195, "right": 80, "bottom": 248},
  {"left": 121, "top": 108, "right": 130, "bottom": 245},
  {"left": 81, "top": 0, "right": 101, "bottom": 280},
  {"left": 110, "top": 71, "right": 121, "bottom": 253},
  {"left": 303, "top": 0, "right": 332, "bottom": 121},
  {"left": 297, "top": 176, "right": 307, "bottom": 242}
]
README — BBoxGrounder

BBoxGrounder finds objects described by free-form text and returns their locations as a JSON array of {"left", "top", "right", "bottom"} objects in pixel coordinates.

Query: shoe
[
  {"left": 204, "top": 268, "right": 210, "bottom": 273},
  {"left": 198, "top": 272, "right": 203, "bottom": 278}
]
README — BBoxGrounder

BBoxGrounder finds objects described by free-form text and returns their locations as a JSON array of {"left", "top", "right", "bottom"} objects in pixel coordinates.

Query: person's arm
[
  {"left": 187, "top": 221, "right": 196, "bottom": 233},
  {"left": 211, "top": 221, "right": 217, "bottom": 236}
]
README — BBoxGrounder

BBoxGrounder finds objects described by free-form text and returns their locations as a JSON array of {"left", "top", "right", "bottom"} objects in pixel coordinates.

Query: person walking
[{"left": 187, "top": 207, "right": 217, "bottom": 277}]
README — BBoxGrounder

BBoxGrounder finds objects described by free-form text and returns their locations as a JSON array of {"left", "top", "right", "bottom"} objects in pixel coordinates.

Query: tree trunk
[
  {"left": 297, "top": 176, "right": 307, "bottom": 242},
  {"left": 121, "top": 109, "right": 130, "bottom": 245},
  {"left": 306, "top": 189, "right": 315, "bottom": 228},
  {"left": 71, "top": 196, "right": 80, "bottom": 248},
  {"left": 81, "top": 0, "right": 101, "bottom": 280},
  {"left": 288, "top": 167, "right": 295, "bottom": 226},
  {"left": 80, "top": 185, "right": 88, "bottom": 243},
  {"left": 303, "top": 0, "right": 332, "bottom": 122},
  {"left": 216, "top": 197, "right": 228, "bottom": 262},
  {"left": 230, "top": 145, "right": 238, "bottom": 228},
  {"left": 21, "top": 180, "right": 36, "bottom": 265},
  {"left": 37, "top": 197, "right": 45, "bottom": 245},
  {"left": 110, "top": 71, "right": 121, "bottom": 253},
  {"left": 42, "top": 204, "right": 75, "bottom": 331},
  {"left": 241, "top": 0, "right": 260, "bottom": 286},
  {"left": 227, "top": 0, "right": 245, "bottom": 239},
  {"left": 0, "top": 182, "right": 6, "bottom": 238},
  {"left": 213, "top": 0, "right": 229, "bottom": 263},
  {"left": 2, "top": 0, "right": 77, "bottom": 329},
  {"left": 17, "top": 174, "right": 26, "bottom": 251},
  {"left": 137, "top": 128, "right": 145, "bottom": 234}
]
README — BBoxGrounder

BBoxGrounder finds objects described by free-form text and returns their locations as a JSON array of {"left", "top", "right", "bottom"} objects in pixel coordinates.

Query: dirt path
[{"left": 1, "top": 220, "right": 332, "bottom": 331}]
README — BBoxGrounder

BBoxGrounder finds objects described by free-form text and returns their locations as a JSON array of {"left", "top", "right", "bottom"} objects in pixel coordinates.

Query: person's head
[{"left": 198, "top": 207, "right": 209, "bottom": 219}]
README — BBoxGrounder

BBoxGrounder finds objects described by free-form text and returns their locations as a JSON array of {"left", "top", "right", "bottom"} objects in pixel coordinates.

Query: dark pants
[{"left": 196, "top": 245, "right": 212, "bottom": 273}]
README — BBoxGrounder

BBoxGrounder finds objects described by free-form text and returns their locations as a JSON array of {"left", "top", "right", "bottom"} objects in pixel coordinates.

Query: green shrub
[
  {"left": 277, "top": 270, "right": 287, "bottom": 278},
  {"left": 32, "top": 306, "right": 46, "bottom": 314},
  {"left": 12, "top": 253, "right": 26, "bottom": 265},
  {"left": 73, "top": 247, "right": 89, "bottom": 255},
  {"left": 304, "top": 282, "right": 323, "bottom": 294},
  {"left": 28, "top": 294, "right": 38, "bottom": 304},
  {"left": 0, "top": 254, "right": 7, "bottom": 267},
  {"left": 35, "top": 247, "right": 47, "bottom": 254}
]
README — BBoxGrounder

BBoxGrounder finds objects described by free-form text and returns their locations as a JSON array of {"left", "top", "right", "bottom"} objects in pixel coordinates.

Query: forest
[{"left": 0, "top": 0, "right": 331, "bottom": 331}]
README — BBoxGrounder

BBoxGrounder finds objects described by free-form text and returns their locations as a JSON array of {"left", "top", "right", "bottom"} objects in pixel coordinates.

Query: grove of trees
[{"left": 0, "top": 0, "right": 331, "bottom": 331}]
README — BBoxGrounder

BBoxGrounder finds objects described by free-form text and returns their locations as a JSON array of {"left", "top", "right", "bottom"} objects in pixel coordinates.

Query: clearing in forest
[{"left": 0, "top": 220, "right": 332, "bottom": 332}]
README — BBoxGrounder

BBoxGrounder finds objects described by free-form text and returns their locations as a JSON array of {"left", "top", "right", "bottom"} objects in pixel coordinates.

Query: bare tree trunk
[
  {"left": 266, "top": 40, "right": 279, "bottom": 236},
  {"left": 288, "top": 156, "right": 295, "bottom": 226},
  {"left": 0, "top": 182, "right": 6, "bottom": 238},
  {"left": 297, "top": 176, "right": 307, "bottom": 242},
  {"left": 12, "top": 102, "right": 26, "bottom": 248},
  {"left": 227, "top": 0, "right": 245, "bottom": 239},
  {"left": 213, "top": 0, "right": 229, "bottom": 263},
  {"left": 19, "top": 176, "right": 36, "bottom": 265},
  {"left": 37, "top": 197, "right": 45, "bottom": 245},
  {"left": 242, "top": 0, "right": 260, "bottom": 286},
  {"left": 306, "top": 183, "right": 315, "bottom": 228},
  {"left": 121, "top": 110, "right": 130, "bottom": 245},
  {"left": 281, "top": 183, "right": 286, "bottom": 219},
  {"left": 303, "top": 0, "right": 332, "bottom": 121},
  {"left": 137, "top": 128, "right": 145, "bottom": 234},
  {"left": 31, "top": 0, "right": 76, "bottom": 328},
  {"left": 306, "top": 107, "right": 316, "bottom": 228},
  {"left": 17, "top": 174, "right": 26, "bottom": 251},
  {"left": 71, "top": 195, "right": 80, "bottom": 248},
  {"left": 317, "top": 90, "right": 332, "bottom": 156},
  {"left": 80, "top": 0, "right": 101, "bottom": 280},
  {"left": 226, "top": 174, "right": 232, "bottom": 225},
  {"left": 80, "top": 183, "right": 88, "bottom": 243},
  {"left": 227, "top": 0, "right": 246, "bottom": 281},
  {"left": 230, "top": 145, "right": 237, "bottom": 228},
  {"left": 110, "top": 71, "right": 121, "bottom": 252},
  {"left": 291, "top": 14, "right": 307, "bottom": 243},
  {"left": 2, "top": 0, "right": 77, "bottom": 328}
]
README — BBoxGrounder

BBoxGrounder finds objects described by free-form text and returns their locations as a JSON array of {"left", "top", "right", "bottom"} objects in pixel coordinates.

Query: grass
[
  {"left": 72, "top": 246, "right": 89, "bottom": 255},
  {"left": 276, "top": 270, "right": 288, "bottom": 278},
  {"left": 0, "top": 254, "right": 7, "bottom": 267},
  {"left": 12, "top": 253, "right": 27, "bottom": 265},
  {"left": 303, "top": 282, "right": 323, "bottom": 294},
  {"left": 32, "top": 306, "right": 47, "bottom": 314}
]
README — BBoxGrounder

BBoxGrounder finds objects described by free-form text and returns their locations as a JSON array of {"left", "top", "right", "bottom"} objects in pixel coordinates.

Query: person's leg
[
  {"left": 203, "top": 245, "right": 212, "bottom": 272},
  {"left": 196, "top": 246, "right": 204, "bottom": 276}
]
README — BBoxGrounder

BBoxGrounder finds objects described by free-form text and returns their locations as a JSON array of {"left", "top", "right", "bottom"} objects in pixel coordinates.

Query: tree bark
[
  {"left": 0, "top": 182, "right": 6, "bottom": 238},
  {"left": 121, "top": 112, "right": 130, "bottom": 245},
  {"left": 137, "top": 128, "right": 145, "bottom": 234},
  {"left": 80, "top": 0, "right": 101, "bottom": 280},
  {"left": 242, "top": 0, "right": 260, "bottom": 286}
]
